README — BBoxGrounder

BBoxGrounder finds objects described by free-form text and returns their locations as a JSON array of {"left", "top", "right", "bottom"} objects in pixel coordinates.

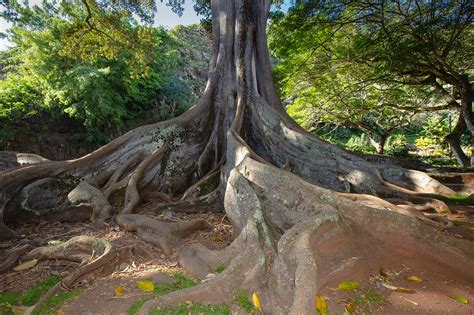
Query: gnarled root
[
  {"left": 139, "top": 138, "right": 474, "bottom": 314},
  {"left": 68, "top": 182, "right": 113, "bottom": 226},
  {"left": 116, "top": 214, "right": 211, "bottom": 256},
  {"left": 22, "top": 236, "right": 115, "bottom": 314}
]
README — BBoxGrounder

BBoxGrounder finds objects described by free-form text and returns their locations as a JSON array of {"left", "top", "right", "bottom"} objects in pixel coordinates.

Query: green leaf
[
  {"left": 450, "top": 295, "right": 469, "bottom": 305},
  {"left": 137, "top": 280, "right": 154, "bottom": 292},
  {"left": 332, "top": 281, "right": 360, "bottom": 291}
]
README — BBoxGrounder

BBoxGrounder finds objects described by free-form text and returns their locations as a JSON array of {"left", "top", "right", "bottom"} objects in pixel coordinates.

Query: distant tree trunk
[
  {"left": 446, "top": 113, "right": 470, "bottom": 167},
  {"left": 367, "top": 131, "right": 388, "bottom": 155}
]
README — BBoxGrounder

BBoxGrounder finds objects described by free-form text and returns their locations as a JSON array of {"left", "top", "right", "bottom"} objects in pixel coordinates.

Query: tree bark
[
  {"left": 445, "top": 112, "right": 470, "bottom": 167},
  {"left": 1, "top": 1, "right": 473, "bottom": 314}
]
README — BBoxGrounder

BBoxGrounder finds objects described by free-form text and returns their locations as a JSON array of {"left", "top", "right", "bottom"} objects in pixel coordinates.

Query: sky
[{"left": 0, "top": 0, "right": 202, "bottom": 50}]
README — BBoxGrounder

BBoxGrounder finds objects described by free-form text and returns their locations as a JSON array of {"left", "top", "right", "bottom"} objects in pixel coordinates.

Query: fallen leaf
[
  {"left": 137, "top": 280, "right": 154, "bottom": 292},
  {"left": 252, "top": 291, "right": 262, "bottom": 314},
  {"left": 114, "top": 286, "right": 125, "bottom": 296},
  {"left": 379, "top": 268, "right": 388, "bottom": 277},
  {"left": 316, "top": 294, "right": 327, "bottom": 315},
  {"left": 450, "top": 295, "right": 469, "bottom": 304},
  {"left": 14, "top": 259, "right": 38, "bottom": 271},
  {"left": 214, "top": 236, "right": 225, "bottom": 242},
  {"left": 405, "top": 276, "right": 422, "bottom": 283},
  {"left": 344, "top": 303, "right": 355, "bottom": 313},
  {"left": 381, "top": 282, "right": 415, "bottom": 293},
  {"left": 330, "top": 281, "right": 360, "bottom": 291}
]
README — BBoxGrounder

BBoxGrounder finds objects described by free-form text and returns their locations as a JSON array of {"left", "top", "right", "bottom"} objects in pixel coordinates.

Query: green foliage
[
  {"left": 385, "top": 134, "right": 409, "bottom": 157},
  {"left": 0, "top": 2, "right": 208, "bottom": 140},
  {"left": 269, "top": 1, "right": 472, "bottom": 160},
  {"left": 234, "top": 289, "right": 254, "bottom": 313},
  {"left": 346, "top": 134, "right": 375, "bottom": 154},
  {"left": 150, "top": 303, "right": 230, "bottom": 315}
]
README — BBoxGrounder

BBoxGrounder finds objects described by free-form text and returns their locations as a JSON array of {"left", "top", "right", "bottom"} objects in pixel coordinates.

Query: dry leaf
[
  {"left": 252, "top": 291, "right": 262, "bottom": 314},
  {"left": 379, "top": 268, "right": 388, "bottom": 277},
  {"left": 137, "top": 280, "right": 154, "bottom": 292},
  {"left": 316, "top": 294, "right": 327, "bottom": 315},
  {"left": 330, "top": 281, "right": 360, "bottom": 291},
  {"left": 405, "top": 276, "right": 422, "bottom": 283},
  {"left": 381, "top": 282, "right": 415, "bottom": 293},
  {"left": 214, "top": 236, "right": 225, "bottom": 242},
  {"left": 14, "top": 259, "right": 38, "bottom": 271},
  {"left": 450, "top": 295, "right": 469, "bottom": 304},
  {"left": 345, "top": 303, "right": 355, "bottom": 313},
  {"left": 114, "top": 286, "right": 125, "bottom": 296}
]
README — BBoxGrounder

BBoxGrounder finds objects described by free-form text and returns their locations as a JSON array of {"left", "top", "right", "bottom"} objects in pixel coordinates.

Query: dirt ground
[{"left": 1, "top": 198, "right": 473, "bottom": 314}]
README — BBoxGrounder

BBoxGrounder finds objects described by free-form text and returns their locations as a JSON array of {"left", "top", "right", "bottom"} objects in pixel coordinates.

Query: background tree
[
  {"left": 0, "top": 1, "right": 473, "bottom": 314},
  {"left": 270, "top": 0, "right": 473, "bottom": 166},
  {"left": 0, "top": 0, "right": 207, "bottom": 144}
]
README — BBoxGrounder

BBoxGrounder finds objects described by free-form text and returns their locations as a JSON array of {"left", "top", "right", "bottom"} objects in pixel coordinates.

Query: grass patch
[
  {"left": 35, "top": 288, "right": 83, "bottom": 315},
  {"left": 150, "top": 303, "right": 230, "bottom": 315},
  {"left": 21, "top": 276, "right": 60, "bottom": 306},
  {"left": 128, "top": 273, "right": 198, "bottom": 315},
  {"left": 214, "top": 266, "right": 225, "bottom": 273},
  {"left": 234, "top": 289, "right": 254, "bottom": 313},
  {"left": 0, "top": 276, "right": 81, "bottom": 315},
  {"left": 351, "top": 287, "right": 385, "bottom": 314}
]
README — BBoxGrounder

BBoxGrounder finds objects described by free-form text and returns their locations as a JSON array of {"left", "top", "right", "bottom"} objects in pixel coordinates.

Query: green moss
[
  {"left": 214, "top": 266, "right": 225, "bottom": 273},
  {"left": 128, "top": 273, "right": 198, "bottom": 315},
  {"left": 150, "top": 303, "right": 230, "bottom": 315},
  {"left": 234, "top": 289, "right": 254, "bottom": 313}
]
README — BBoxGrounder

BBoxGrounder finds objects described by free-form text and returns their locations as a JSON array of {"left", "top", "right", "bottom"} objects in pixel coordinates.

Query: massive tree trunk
[{"left": 1, "top": 1, "right": 473, "bottom": 314}]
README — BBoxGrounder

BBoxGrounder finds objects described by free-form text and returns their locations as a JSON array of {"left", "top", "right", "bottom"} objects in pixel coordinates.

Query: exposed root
[
  {"left": 0, "top": 151, "right": 50, "bottom": 172},
  {"left": 102, "top": 151, "right": 143, "bottom": 192},
  {"left": 123, "top": 141, "right": 169, "bottom": 214},
  {"left": 139, "top": 154, "right": 474, "bottom": 314},
  {"left": 68, "top": 182, "right": 113, "bottom": 226},
  {"left": 152, "top": 189, "right": 221, "bottom": 213},
  {"left": 116, "top": 214, "right": 211, "bottom": 256},
  {"left": 181, "top": 162, "right": 223, "bottom": 200},
  {"left": 0, "top": 244, "right": 34, "bottom": 273},
  {"left": 21, "top": 236, "right": 115, "bottom": 315}
]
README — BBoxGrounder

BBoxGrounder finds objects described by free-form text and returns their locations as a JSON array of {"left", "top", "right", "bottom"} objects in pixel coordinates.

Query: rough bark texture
[{"left": 1, "top": 1, "right": 473, "bottom": 314}]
